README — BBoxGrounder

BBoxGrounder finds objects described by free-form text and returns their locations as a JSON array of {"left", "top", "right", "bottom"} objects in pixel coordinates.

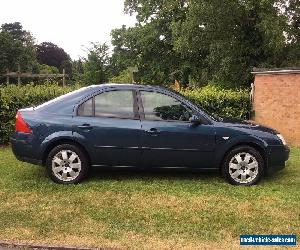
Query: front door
[
  {"left": 138, "top": 90, "right": 216, "bottom": 168},
  {"left": 73, "top": 89, "right": 142, "bottom": 167}
]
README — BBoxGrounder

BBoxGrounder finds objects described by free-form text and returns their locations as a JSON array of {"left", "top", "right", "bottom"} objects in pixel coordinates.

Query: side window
[
  {"left": 77, "top": 98, "right": 93, "bottom": 116},
  {"left": 94, "top": 90, "right": 135, "bottom": 118},
  {"left": 140, "top": 91, "right": 193, "bottom": 121}
]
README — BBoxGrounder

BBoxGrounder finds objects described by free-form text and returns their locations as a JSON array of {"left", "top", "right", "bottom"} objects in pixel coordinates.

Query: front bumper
[{"left": 266, "top": 145, "right": 290, "bottom": 175}]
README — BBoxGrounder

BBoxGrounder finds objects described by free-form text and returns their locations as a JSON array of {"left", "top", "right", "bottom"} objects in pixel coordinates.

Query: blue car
[{"left": 10, "top": 84, "right": 289, "bottom": 185}]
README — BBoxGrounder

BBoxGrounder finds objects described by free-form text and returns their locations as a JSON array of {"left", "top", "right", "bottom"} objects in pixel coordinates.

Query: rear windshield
[{"left": 34, "top": 87, "right": 88, "bottom": 110}]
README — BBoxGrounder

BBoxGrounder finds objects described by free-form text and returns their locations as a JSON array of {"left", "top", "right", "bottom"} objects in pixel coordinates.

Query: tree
[
  {"left": 72, "top": 59, "right": 84, "bottom": 82},
  {"left": 278, "top": 0, "right": 300, "bottom": 67},
  {"left": 0, "top": 22, "right": 37, "bottom": 74},
  {"left": 36, "top": 42, "right": 72, "bottom": 74},
  {"left": 1, "top": 22, "right": 34, "bottom": 45},
  {"left": 111, "top": 0, "right": 299, "bottom": 88},
  {"left": 111, "top": 21, "right": 186, "bottom": 86},
  {"left": 109, "top": 68, "right": 134, "bottom": 83},
  {"left": 82, "top": 43, "right": 110, "bottom": 85}
]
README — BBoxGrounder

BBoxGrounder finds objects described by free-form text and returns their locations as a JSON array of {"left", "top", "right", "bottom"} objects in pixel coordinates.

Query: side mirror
[{"left": 190, "top": 114, "right": 201, "bottom": 124}]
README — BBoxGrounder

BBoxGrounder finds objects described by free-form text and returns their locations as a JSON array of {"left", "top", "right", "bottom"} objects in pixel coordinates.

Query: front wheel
[
  {"left": 46, "top": 144, "right": 89, "bottom": 184},
  {"left": 222, "top": 146, "right": 264, "bottom": 186}
]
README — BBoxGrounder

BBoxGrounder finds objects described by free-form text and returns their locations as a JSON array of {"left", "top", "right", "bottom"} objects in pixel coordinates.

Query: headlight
[{"left": 277, "top": 134, "right": 286, "bottom": 145}]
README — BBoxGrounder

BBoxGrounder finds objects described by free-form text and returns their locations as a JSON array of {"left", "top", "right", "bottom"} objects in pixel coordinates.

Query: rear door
[
  {"left": 138, "top": 90, "right": 216, "bottom": 168},
  {"left": 73, "top": 88, "right": 142, "bottom": 167}
]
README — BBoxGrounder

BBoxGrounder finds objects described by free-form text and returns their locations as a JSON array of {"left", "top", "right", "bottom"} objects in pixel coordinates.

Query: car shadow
[{"left": 88, "top": 166, "right": 222, "bottom": 182}]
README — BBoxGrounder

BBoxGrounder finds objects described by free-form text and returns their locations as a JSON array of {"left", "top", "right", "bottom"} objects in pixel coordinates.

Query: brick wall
[{"left": 253, "top": 70, "right": 300, "bottom": 146}]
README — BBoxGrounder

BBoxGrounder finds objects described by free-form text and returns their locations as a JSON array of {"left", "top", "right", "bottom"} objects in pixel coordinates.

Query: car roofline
[{"left": 89, "top": 83, "right": 161, "bottom": 89}]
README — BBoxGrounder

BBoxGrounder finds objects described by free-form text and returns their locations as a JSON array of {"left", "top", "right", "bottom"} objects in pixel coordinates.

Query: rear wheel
[
  {"left": 46, "top": 144, "right": 89, "bottom": 184},
  {"left": 222, "top": 146, "right": 264, "bottom": 185}
]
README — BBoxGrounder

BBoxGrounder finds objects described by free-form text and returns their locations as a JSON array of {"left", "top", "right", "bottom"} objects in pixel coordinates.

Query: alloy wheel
[
  {"left": 51, "top": 150, "right": 82, "bottom": 182},
  {"left": 228, "top": 152, "right": 259, "bottom": 184}
]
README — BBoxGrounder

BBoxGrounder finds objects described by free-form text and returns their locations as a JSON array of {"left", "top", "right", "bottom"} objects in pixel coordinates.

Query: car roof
[{"left": 89, "top": 83, "right": 163, "bottom": 90}]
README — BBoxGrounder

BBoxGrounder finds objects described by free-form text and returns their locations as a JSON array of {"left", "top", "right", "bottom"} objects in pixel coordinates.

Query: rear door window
[{"left": 77, "top": 90, "right": 136, "bottom": 119}]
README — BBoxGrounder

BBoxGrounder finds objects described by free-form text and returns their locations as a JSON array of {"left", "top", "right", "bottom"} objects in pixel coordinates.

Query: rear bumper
[
  {"left": 10, "top": 133, "right": 42, "bottom": 166},
  {"left": 266, "top": 145, "right": 289, "bottom": 175}
]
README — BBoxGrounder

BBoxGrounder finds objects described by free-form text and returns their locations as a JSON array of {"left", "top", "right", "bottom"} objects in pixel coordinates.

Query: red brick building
[{"left": 252, "top": 68, "right": 300, "bottom": 146}]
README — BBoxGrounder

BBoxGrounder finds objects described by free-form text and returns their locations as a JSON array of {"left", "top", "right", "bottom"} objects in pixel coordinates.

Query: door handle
[
  {"left": 145, "top": 128, "right": 159, "bottom": 135},
  {"left": 78, "top": 124, "right": 93, "bottom": 130}
]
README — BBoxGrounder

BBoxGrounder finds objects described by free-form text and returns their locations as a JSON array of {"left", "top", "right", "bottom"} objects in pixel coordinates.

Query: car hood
[{"left": 217, "top": 117, "right": 278, "bottom": 134}]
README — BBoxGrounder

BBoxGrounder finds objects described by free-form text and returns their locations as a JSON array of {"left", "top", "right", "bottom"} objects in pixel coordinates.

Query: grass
[{"left": 0, "top": 147, "right": 299, "bottom": 249}]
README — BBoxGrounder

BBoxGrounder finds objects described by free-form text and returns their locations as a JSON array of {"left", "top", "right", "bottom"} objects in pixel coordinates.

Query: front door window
[{"left": 140, "top": 91, "right": 193, "bottom": 121}]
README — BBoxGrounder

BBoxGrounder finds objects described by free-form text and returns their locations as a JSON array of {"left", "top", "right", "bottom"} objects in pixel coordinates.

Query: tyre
[
  {"left": 46, "top": 144, "right": 89, "bottom": 184},
  {"left": 222, "top": 146, "right": 264, "bottom": 186}
]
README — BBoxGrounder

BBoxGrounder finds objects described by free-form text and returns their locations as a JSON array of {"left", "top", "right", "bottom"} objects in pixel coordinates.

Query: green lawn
[{"left": 0, "top": 147, "right": 299, "bottom": 249}]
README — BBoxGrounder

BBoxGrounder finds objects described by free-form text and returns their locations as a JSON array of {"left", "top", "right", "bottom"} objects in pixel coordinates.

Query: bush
[
  {"left": 0, "top": 83, "right": 250, "bottom": 144},
  {"left": 180, "top": 85, "right": 250, "bottom": 119},
  {"left": 0, "top": 83, "right": 78, "bottom": 144}
]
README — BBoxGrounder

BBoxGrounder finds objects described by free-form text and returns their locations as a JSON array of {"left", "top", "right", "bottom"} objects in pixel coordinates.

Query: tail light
[{"left": 15, "top": 111, "right": 32, "bottom": 133}]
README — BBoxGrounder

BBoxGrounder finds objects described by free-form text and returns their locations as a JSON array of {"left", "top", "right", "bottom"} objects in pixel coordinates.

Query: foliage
[
  {"left": 0, "top": 22, "right": 37, "bottom": 75},
  {"left": 111, "top": 23, "right": 183, "bottom": 86},
  {"left": 180, "top": 85, "right": 250, "bottom": 119},
  {"left": 38, "top": 64, "right": 59, "bottom": 74},
  {"left": 0, "top": 83, "right": 78, "bottom": 144},
  {"left": 2, "top": 3, "right": 300, "bottom": 88},
  {"left": 36, "top": 42, "right": 72, "bottom": 75},
  {"left": 109, "top": 68, "right": 133, "bottom": 83},
  {"left": 0, "top": 23, "right": 73, "bottom": 81},
  {"left": 72, "top": 59, "right": 84, "bottom": 82},
  {"left": 1, "top": 22, "right": 33, "bottom": 44},
  {"left": 81, "top": 43, "right": 110, "bottom": 85},
  {"left": 0, "top": 83, "right": 249, "bottom": 144},
  {"left": 278, "top": 0, "right": 300, "bottom": 67},
  {"left": 110, "top": 0, "right": 300, "bottom": 88}
]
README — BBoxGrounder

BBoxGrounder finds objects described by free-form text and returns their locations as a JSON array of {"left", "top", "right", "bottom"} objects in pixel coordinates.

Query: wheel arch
[
  {"left": 218, "top": 141, "right": 267, "bottom": 171},
  {"left": 42, "top": 138, "right": 91, "bottom": 166}
]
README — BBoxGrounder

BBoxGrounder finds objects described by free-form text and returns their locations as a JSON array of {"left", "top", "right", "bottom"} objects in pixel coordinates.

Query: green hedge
[
  {"left": 0, "top": 84, "right": 78, "bottom": 144},
  {"left": 180, "top": 85, "right": 250, "bottom": 120},
  {"left": 0, "top": 83, "right": 250, "bottom": 144}
]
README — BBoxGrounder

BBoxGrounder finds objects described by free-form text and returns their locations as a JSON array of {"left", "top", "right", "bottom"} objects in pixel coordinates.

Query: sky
[{"left": 0, "top": 0, "right": 136, "bottom": 59}]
